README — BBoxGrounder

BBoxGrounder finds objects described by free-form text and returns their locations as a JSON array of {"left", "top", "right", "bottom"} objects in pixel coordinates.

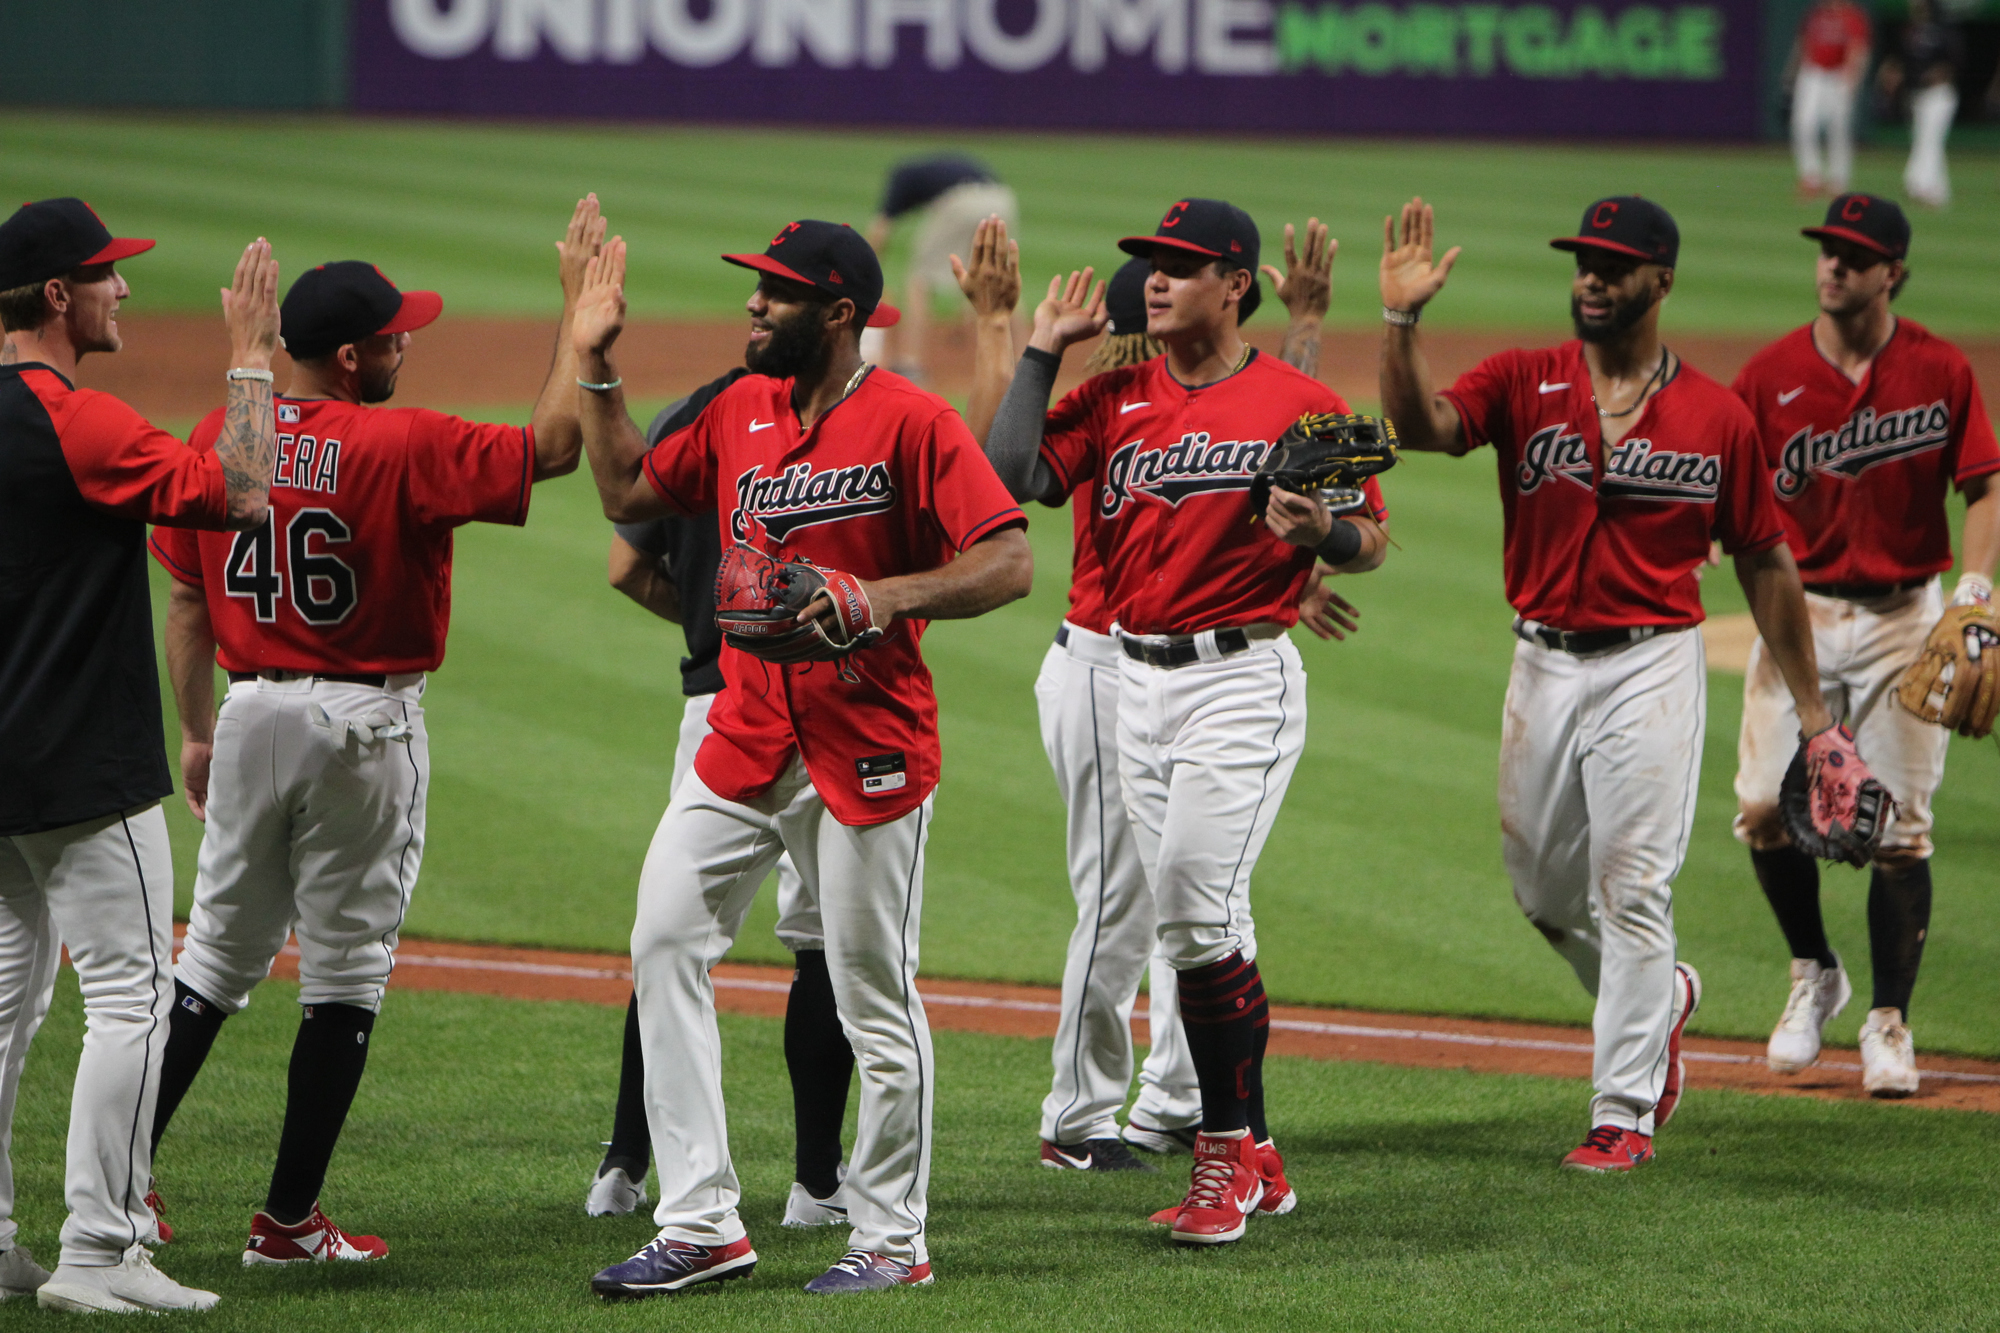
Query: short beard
[
  {"left": 1570, "top": 287, "right": 1655, "bottom": 344},
  {"left": 745, "top": 304, "right": 831, "bottom": 381},
  {"left": 359, "top": 365, "right": 398, "bottom": 404}
]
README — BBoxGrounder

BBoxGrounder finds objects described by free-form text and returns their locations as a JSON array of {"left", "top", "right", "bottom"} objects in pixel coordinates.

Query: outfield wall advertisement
[{"left": 356, "top": 0, "right": 1762, "bottom": 137}]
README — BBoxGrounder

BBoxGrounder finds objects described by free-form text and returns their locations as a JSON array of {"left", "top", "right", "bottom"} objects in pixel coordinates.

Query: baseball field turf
[{"left": 1, "top": 114, "right": 1996, "bottom": 1324}]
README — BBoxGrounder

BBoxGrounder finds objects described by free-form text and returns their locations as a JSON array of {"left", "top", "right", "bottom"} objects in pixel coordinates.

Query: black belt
[
  {"left": 229, "top": 670, "right": 389, "bottom": 687},
  {"left": 1804, "top": 578, "right": 1928, "bottom": 601},
  {"left": 1513, "top": 619, "right": 1686, "bottom": 656},
  {"left": 1119, "top": 627, "right": 1256, "bottom": 669},
  {"left": 1054, "top": 624, "right": 1069, "bottom": 647}
]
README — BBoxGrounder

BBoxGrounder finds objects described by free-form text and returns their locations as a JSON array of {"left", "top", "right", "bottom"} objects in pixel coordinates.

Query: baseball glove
[
  {"left": 1248, "top": 412, "right": 1399, "bottom": 520},
  {"left": 713, "top": 542, "right": 883, "bottom": 665},
  {"left": 1779, "top": 723, "right": 1896, "bottom": 868},
  {"left": 1894, "top": 603, "right": 2000, "bottom": 739}
]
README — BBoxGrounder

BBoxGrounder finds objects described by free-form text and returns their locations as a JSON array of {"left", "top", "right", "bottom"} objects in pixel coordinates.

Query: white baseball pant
[
  {"left": 1499, "top": 629, "right": 1704, "bottom": 1134},
  {"left": 1792, "top": 66, "right": 1858, "bottom": 191},
  {"left": 175, "top": 676, "right": 428, "bottom": 1016},
  {"left": 632, "top": 759, "right": 933, "bottom": 1264},
  {"left": 1905, "top": 82, "right": 1958, "bottom": 206},
  {"left": 0, "top": 803, "right": 173, "bottom": 1265},
  {"left": 1117, "top": 632, "right": 1307, "bottom": 971},
  {"left": 1735, "top": 580, "right": 1950, "bottom": 862},
  {"left": 1034, "top": 623, "right": 1198, "bottom": 1145}
]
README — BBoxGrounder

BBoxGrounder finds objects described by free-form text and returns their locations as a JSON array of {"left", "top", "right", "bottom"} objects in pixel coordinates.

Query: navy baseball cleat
[
  {"left": 590, "top": 1234, "right": 757, "bottom": 1300},
  {"left": 1039, "top": 1138, "right": 1157, "bottom": 1172},
  {"left": 802, "top": 1249, "right": 934, "bottom": 1294}
]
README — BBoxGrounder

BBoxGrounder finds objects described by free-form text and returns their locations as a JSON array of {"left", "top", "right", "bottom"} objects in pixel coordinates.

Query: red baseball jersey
[
  {"left": 1801, "top": 0, "right": 1870, "bottom": 70},
  {"left": 1443, "top": 343, "right": 1786, "bottom": 631},
  {"left": 1732, "top": 320, "right": 2000, "bottom": 586},
  {"left": 1039, "top": 350, "right": 1385, "bottom": 637},
  {"left": 1061, "top": 477, "right": 1115, "bottom": 636},
  {"left": 150, "top": 397, "right": 534, "bottom": 674},
  {"left": 642, "top": 367, "right": 1025, "bottom": 827}
]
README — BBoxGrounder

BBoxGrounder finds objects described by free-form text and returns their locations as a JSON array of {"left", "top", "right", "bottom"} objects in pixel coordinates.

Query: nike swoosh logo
[
  {"left": 1120, "top": 401, "right": 1151, "bottom": 415},
  {"left": 749, "top": 419, "right": 775, "bottom": 432},
  {"left": 1538, "top": 381, "right": 1570, "bottom": 394},
  {"left": 1051, "top": 1148, "right": 1091, "bottom": 1169},
  {"left": 1777, "top": 387, "right": 1805, "bottom": 405}
]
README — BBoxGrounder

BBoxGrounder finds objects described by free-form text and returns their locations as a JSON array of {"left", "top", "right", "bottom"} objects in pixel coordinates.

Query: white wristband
[
  {"left": 1382, "top": 306, "right": 1419, "bottom": 328},
  {"left": 1952, "top": 572, "right": 1993, "bottom": 606},
  {"left": 226, "top": 368, "right": 274, "bottom": 383}
]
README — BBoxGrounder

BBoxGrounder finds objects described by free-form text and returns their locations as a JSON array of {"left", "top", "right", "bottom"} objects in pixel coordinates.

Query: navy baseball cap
[
  {"left": 1803, "top": 193, "right": 1909, "bottom": 260},
  {"left": 724, "top": 220, "right": 900, "bottom": 328},
  {"left": 1551, "top": 196, "right": 1679, "bottom": 269},
  {"left": 281, "top": 262, "right": 443, "bottom": 361},
  {"left": 0, "top": 198, "right": 154, "bottom": 290},
  {"left": 1120, "top": 199, "right": 1260, "bottom": 273}
]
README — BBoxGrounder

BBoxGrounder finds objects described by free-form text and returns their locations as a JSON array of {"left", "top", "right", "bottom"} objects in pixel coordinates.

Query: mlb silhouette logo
[{"left": 279, "top": 404, "right": 301, "bottom": 423}]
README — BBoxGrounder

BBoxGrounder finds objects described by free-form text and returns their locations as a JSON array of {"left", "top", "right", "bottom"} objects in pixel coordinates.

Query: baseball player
[
  {"left": 2, "top": 200, "right": 281, "bottom": 1313},
  {"left": 1377, "top": 195, "right": 1842, "bottom": 1172},
  {"left": 587, "top": 384, "right": 854, "bottom": 1227},
  {"left": 958, "top": 220, "right": 1356, "bottom": 1170},
  {"left": 572, "top": 217, "right": 1031, "bottom": 1296},
  {"left": 863, "top": 154, "right": 1018, "bottom": 383},
  {"left": 1788, "top": 0, "right": 1871, "bottom": 198},
  {"left": 1730, "top": 194, "right": 2000, "bottom": 1095},
  {"left": 142, "top": 199, "right": 597, "bottom": 1265},
  {"left": 1884, "top": 0, "right": 1963, "bottom": 208},
  {"left": 982, "top": 198, "right": 1389, "bottom": 1244}
]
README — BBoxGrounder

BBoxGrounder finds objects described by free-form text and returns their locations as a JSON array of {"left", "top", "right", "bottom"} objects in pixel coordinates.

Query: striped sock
[{"left": 1176, "top": 953, "right": 1270, "bottom": 1135}]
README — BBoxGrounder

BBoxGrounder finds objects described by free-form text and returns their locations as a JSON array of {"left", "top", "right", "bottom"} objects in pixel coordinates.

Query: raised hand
[
  {"left": 1380, "top": 197, "right": 1461, "bottom": 315},
  {"left": 1030, "top": 267, "right": 1107, "bottom": 354},
  {"left": 571, "top": 237, "right": 628, "bottom": 360},
  {"left": 1262, "top": 218, "right": 1336, "bottom": 322},
  {"left": 557, "top": 194, "right": 608, "bottom": 308},
  {"left": 222, "top": 238, "right": 280, "bottom": 369},
  {"left": 950, "top": 215, "right": 1021, "bottom": 319}
]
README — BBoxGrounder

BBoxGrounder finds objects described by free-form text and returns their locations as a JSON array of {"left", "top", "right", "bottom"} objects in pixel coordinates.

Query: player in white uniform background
[
  {"left": 1729, "top": 194, "right": 2000, "bottom": 1095},
  {"left": 1788, "top": 0, "right": 1871, "bottom": 199},
  {"left": 146, "top": 203, "right": 593, "bottom": 1265},
  {"left": 1378, "top": 195, "right": 1841, "bottom": 1172}
]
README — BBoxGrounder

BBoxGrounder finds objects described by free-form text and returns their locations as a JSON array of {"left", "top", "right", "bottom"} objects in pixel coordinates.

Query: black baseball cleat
[{"left": 1039, "top": 1138, "right": 1158, "bottom": 1172}]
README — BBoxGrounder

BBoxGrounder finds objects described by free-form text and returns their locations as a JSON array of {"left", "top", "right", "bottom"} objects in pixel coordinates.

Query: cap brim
[
  {"left": 866, "top": 301, "right": 900, "bottom": 329},
  {"left": 1117, "top": 235, "right": 1225, "bottom": 261},
  {"left": 1550, "top": 237, "right": 1659, "bottom": 262},
  {"left": 83, "top": 237, "right": 154, "bottom": 266},
  {"left": 1801, "top": 225, "right": 1901, "bottom": 258},
  {"left": 723, "top": 253, "right": 818, "bottom": 286},
  {"left": 378, "top": 290, "right": 443, "bottom": 336}
]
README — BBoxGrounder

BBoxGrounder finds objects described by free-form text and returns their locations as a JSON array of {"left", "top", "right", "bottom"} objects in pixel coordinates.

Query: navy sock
[
  {"left": 265, "top": 1002, "right": 374, "bottom": 1225},
  {"left": 599, "top": 992, "right": 650, "bottom": 1181},
  {"left": 1751, "top": 846, "right": 1836, "bottom": 968},
  {"left": 1176, "top": 953, "right": 1269, "bottom": 1135},
  {"left": 151, "top": 981, "right": 229, "bottom": 1156},
  {"left": 1868, "top": 862, "right": 1933, "bottom": 1018},
  {"left": 785, "top": 949, "right": 852, "bottom": 1198}
]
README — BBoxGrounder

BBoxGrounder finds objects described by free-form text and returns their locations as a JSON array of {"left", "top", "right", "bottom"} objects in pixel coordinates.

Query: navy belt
[
  {"left": 229, "top": 670, "right": 389, "bottom": 687},
  {"left": 1513, "top": 619, "right": 1685, "bottom": 657},
  {"left": 1119, "top": 627, "right": 1255, "bottom": 669},
  {"left": 1804, "top": 578, "right": 1927, "bottom": 601},
  {"left": 1054, "top": 624, "right": 1069, "bottom": 647}
]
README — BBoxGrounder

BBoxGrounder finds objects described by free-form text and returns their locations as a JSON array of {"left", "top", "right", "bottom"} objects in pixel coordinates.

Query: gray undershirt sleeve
[{"left": 984, "top": 347, "right": 1062, "bottom": 504}]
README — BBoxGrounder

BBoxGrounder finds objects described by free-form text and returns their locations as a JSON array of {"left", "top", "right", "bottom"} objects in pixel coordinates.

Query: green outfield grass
[
  {"left": 4, "top": 113, "right": 1998, "bottom": 334},
  {"left": 1, "top": 982, "right": 1995, "bottom": 1332},
  {"left": 145, "top": 412, "right": 2000, "bottom": 1058}
]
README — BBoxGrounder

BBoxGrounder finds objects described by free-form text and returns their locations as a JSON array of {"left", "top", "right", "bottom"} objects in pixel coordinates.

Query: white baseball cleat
[
  {"left": 1122, "top": 1119, "right": 1198, "bottom": 1156},
  {"left": 1859, "top": 1007, "right": 1920, "bottom": 1098},
  {"left": 0, "top": 1243, "right": 50, "bottom": 1300},
  {"left": 783, "top": 1164, "right": 848, "bottom": 1228},
  {"left": 1767, "top": 956, "right": 1852, "bottom": 1074},
  {"left": 38, "top": 1243, "right": 219, "bottom": 1313},
  {"left": 587, "top": 1166, "right": 649, "bottom": 1217}
]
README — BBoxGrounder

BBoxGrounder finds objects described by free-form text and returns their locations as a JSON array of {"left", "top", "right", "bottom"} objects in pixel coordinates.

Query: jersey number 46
[{"left": 223, "top": 508, "right": 358, "bottom": 626}]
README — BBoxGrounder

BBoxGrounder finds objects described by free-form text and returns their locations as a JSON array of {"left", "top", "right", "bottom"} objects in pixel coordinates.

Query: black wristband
[
  {"left": 1021, "top": 346, "right": 1061, "bottom": 369},
  {"left": 1315, "top": 518, "right": 1363, "bottom": 566}
]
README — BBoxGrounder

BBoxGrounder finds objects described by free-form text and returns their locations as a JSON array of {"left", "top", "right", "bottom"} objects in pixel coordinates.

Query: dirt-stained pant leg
[{"left": 1502, "top": 632, "right": 1704, "bottom": 1134}]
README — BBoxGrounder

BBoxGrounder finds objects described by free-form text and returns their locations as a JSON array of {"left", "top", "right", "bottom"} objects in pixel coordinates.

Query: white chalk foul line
[{"left": 287, "top": 949, "right": 2000, "bottom": 1088}]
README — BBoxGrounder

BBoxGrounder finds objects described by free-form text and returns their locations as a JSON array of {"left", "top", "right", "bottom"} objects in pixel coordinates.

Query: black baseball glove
[{"left": 1249, "top": 412, "right": 1399, "bottom": 519}]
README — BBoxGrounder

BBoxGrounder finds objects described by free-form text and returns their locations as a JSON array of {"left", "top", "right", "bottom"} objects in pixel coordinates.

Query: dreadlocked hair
[{"left": 1085, "top": 331, "right": 1163, "bottom": 374}]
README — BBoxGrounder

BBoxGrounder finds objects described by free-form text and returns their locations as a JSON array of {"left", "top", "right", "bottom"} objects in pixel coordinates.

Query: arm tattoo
[
  {"left": 215, "top": 377, "right": 276, "bottom": 520},
  {"left": 1281, "top": 325, "right": 1321, "bottom": 376}
]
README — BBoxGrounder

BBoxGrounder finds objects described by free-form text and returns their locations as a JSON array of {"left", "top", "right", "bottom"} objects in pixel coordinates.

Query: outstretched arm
[
  {"left": 527, "top": 194, "right": 606, "bottom": 480},
  {"left": 1264, "top": 219, "right": 1334, "bottom": 375},
  {"left": 1736, "top": 544, "right": 1834, "bottom": 736},
  {"left": 571, "top": 237, "right": 665, "bottom": 522},
  {"left": 951, "top": 215, "right": 1020, "bottom": 445},
  {"left": 165, "top": 579, "right": 219, "bottom": 821},
  {"left": 216, "top": 239, "right": 282, "bottom": 529},
  {"left": 1377, "top": 198, "right": 1471, "bottom": 455},
  {"left": 982, "top": 269, "right": 1106, "bottom": 505}
]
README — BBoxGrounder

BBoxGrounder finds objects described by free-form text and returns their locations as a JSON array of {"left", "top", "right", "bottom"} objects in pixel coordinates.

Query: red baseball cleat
[
  {"left": 1254, "top": 1138, "right": 1298, "bottom": 1215},
  {"left": 242, "top": 1205, "right": 387, "bottom": 1265},
  {"left": 1165, "top": 1131, "right": 1264, "bottom": 1245},
  {"left": 1561, "top": 1125, "right": 1654, "bottom": 1173},
  {"left": 1653, "top": 962, "right": 1702, "bottom": 1129}
]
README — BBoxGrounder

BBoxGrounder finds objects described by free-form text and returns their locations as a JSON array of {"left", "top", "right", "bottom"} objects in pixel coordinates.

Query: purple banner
[{"left": 355, "top": 0, "right": 1762, "bottom": 138}]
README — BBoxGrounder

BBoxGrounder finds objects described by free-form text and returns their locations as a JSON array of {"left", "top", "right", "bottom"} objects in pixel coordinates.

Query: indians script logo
[
  {"left": 1773, "top": 401, "right": 1953, "bottom": 498},
  {"left": 1600, "top": 439, "right": 1721, "bottom": 502},
  {"left": 731, "top": 461, "right": 896, "bottom": 541},
  {"left": 1516, "top": 424, "right": 1593, "bottom": 493},
  {"left": 1099, "top": 433, "right": 1271, "bottom": 516}
]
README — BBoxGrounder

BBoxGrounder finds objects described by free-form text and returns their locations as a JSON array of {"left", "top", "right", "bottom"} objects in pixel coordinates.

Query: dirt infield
[
  {"left": 180, "top": 931, "right": 2000, "bottom": 1115},
  {"left": 79, "top": 314, "right": 2000, "bottom": 424}
]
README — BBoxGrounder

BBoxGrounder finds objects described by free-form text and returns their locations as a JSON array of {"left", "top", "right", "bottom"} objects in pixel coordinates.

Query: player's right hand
[
  {"left": 571, "top": 237, "right": 628, "bottom": 359},
  {"left": 1029, "top": 268, "right": 1107, "bottom": 355},
  {"left": 1263, "top": 219, "right": 1335, "bottom": 322},
  {"left": 558, "top": 193, "right": 608, "bottom": 309},
  {"left": 221, "top": 238, "right": 280, "bottom": 370},
  {"left": 950, "top": 215, "right": 1020, "bottom": 319},
  {"left": 181, "top": 739, "right": 213, "bottom": 822},
  {"left": 1380, "top": 197, "right": 1460, "bottom": 316}
]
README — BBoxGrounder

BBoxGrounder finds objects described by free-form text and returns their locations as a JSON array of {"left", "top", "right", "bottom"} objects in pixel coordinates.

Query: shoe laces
[
  {"left": 1776, "top": 976, "right": 1822, "bottom": 1033},
  {"left": 1181, "top": 1152, "right": 1238, "bottom": 1211},
  {"left": 827, "top": 1248, "right": 876, "bottom": 1276},
  {"left": 1579, "top": 1125, "right": 1626, "bottom": 1153}
]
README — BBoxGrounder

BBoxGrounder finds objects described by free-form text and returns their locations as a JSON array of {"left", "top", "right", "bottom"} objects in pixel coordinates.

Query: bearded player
[
  {"left": 1378, "top": 195, "right": 1855, "bottom": 1171},
  {"left": 958, "top": 219, "right": 1358, "bottom": 1169},
  {"left": 983, "top": 199, "right": 1389, "bottom": 1243},
  {"left": 1731, "top": 194, "right": 2000, "bottom": 1096},
  {"left": 144, "top": 199, "right": 598, "bottom": 1262},
  {"left": 572, "top": 217, "right": 1030, "bottom": 1297}
]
